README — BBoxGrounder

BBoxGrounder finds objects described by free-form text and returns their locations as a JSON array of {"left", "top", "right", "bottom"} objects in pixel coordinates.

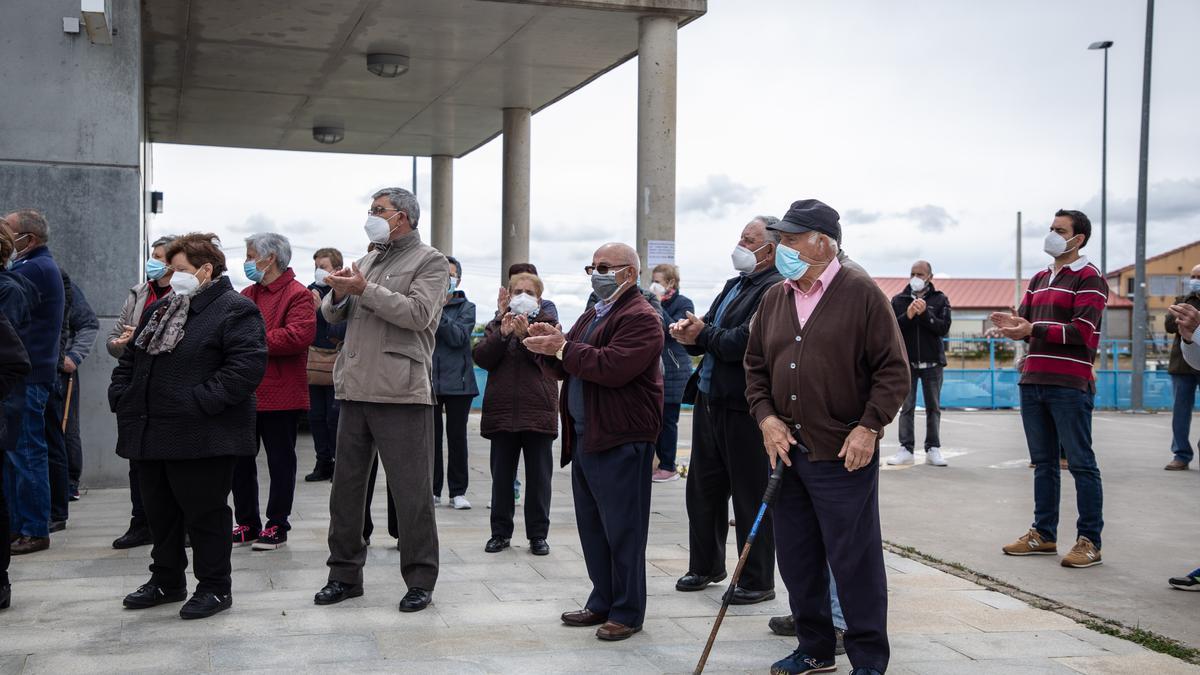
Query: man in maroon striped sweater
[{"left": 990, "top": 209, "right": 1107, "bottom": 569}]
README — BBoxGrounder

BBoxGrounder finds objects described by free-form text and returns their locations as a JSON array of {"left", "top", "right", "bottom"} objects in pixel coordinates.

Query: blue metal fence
[{"left": 466, "top": 335, "right": 1193, "bottom": 411}]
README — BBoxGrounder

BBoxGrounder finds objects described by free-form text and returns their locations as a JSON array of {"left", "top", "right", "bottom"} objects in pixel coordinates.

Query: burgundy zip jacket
[{"left": 537, "top": 286, "right": 664, "bottom": 467}]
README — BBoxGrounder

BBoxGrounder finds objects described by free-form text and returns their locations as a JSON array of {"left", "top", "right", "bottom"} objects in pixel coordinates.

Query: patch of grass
[{"left": 1081, "top": 620, "right": 1200, "bottom": 662}]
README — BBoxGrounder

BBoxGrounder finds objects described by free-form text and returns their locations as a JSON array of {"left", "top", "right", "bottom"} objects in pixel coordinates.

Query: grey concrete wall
[{"left": 0, "top": 0, "right": 144, "bottom": 487}]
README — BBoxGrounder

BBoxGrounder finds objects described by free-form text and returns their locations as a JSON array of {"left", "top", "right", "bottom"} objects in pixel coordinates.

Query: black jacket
[
  {"left": 432, "top": 292, "right": 480, "bottom": 397},
  {"left": 891, "top": 282, "right": 952, "bottom": 367},
  {"left": 0, "top": 312, "right": 31, "bottom": 442},
  {"left": 109, "top": 276, "right": 268, "bottom": 461},
  {"left": 684, "top": 266, "right": 784, "bottom": 411}
]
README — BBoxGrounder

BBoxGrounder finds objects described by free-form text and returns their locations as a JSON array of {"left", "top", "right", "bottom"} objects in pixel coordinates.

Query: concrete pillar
[
  {"left": 431, "top": 155, "right": 453, "bottom": 255},
  {"left": 0, "top": 0, "right": 144, "bottom": 487},
  {"left": 636, "top": 15, "right": 678, "bottom": 285},
  {"left": 501, "top": 108, "right": 531, "bottom": 286}
]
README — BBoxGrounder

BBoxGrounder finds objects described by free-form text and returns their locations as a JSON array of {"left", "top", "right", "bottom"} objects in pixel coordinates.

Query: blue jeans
[
  {"left": 1170, "top": 374, "right": 1199, "bottom": 464},
  {"left": 655, "top": 402, "right": 682, "bottom": 472},
  {"left": 4, "top": 382, "right": 52, "bottom": 538},
  {"left": 1019, "top": 384, "right": 1103, "bottom": 548}
]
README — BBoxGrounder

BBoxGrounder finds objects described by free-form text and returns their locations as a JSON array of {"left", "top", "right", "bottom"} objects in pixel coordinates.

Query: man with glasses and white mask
[
  {"left": 669, "top": 216, "right": 783, "bottom": 605},
  {"left": 888, "top": 260, "right": 952, "bottom": 467},
  {"left": 313, "top": 187, "right": 446, "bottom": 614}
]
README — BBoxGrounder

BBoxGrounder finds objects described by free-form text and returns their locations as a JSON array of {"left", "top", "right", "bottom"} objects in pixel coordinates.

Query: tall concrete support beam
[
  {"left": 501, "top": 108, "right": 531, "bottom": 286},
  {"left": 636, "top": 15, "right": 678, "bottom": 284},
  {"left": 431, "top": 155, "right": 454, "bottom": 255},
  {"left": 0, "top": 0, "right": 144, "bottom": 487}
]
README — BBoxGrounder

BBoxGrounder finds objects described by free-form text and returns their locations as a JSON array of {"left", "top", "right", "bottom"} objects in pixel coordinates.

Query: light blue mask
[
  {"left": 1189, "top": 278, "right": 1200, "bottom": 295},
  {"left": 244, "top": 259, "right": 265, "bottom": 283},
  {"left": 145, "top": 258, "right": 167, "bottom": 281},
  {"left": 775, "top": 244, "right": 810, "bottom": 280},
  {"left": 448, "top": 277, "right": 459, "bottom": 293}
]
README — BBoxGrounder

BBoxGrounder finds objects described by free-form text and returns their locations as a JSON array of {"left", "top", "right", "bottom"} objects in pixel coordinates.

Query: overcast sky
[{"left": 149, "top": 0, "right": 1200, "bottom": 327}]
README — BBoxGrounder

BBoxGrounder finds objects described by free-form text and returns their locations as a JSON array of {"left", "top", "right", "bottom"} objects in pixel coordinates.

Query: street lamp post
[
  {"left": 1131, "top": 0, "right": 1154, "bottom": 411},
  {"left": 1088, "top": 40, "right": 1113, "bottom": 373}
]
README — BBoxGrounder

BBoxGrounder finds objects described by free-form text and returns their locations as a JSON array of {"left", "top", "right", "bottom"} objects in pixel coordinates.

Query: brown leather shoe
[
  {"left": 1165, "top": 460, "right": 1190, "bottom": 471},
  {"left": 596, "top": 620, "right": 642, "bottom": 641},
  {"left": 561, "top": 608, "right": 608, "bottom": 627},
  {"left": 10, "top": 536, "right": 49, "bottom": 555}
]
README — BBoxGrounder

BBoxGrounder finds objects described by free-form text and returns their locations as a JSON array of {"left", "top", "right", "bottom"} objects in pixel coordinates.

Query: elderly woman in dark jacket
[
  {"left": 432, "top": 256, "right": 479, "bottom": 509},
  {"left": 472, "top": 272, "right": 559, "bottom": 555},
  {"left": 109, "top": 233, "right": 267, "bottom": 621},
  {"left": 650, "top": 264, "right": 694, "bottom": 482}
]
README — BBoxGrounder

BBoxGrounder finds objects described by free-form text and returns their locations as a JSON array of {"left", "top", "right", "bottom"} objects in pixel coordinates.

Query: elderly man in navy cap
[{"left": 744, "top": 199, "right": 909, "bottom": 675}]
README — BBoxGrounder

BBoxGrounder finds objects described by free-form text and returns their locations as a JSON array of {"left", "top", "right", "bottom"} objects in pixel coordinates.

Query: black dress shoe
[
  {"left": 305, "top": 463, "right": 334, "bottom": 482},
  {"left": 562, "top": 608, "right": 608, "bottom": 626},
  {"left": 728, "top": 586, "right": 776, "bottom": 605},
  {"left": 314, "top": 580, "right": 363, "bottom": 606},
  {"left": 48, "top": 520, "right": 66, "bottom": 533},
  {"left": 768, "top": 614, "right": 795, "bottom": 636},
  {"left": 113, "top": 526, "right": 152, "bottom": 550},
  {"left": 1, "top": 583, "right": 10, "bottom": 610},
  {"left": 398, "top": 587, "right": 432, "bottom": 612},
  {"left": 123, "top": 582, "right": 188, "bottom": 609},
  {"left": 675, "top": 571, "right": 727, "bottom": 592},
  {"left": 529, "top": 538, "right": 550, "bottom": 556},
  {"left": 485, "top": 536, "right": 511, "bottom": 553},
  {"left": 179, "top": 591, "right": 232, "bottom": 620}
]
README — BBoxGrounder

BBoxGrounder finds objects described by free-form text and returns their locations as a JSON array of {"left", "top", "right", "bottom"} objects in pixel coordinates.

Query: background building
[{"left": 1106, "top": 239, "right": 1200, "bottom": 338}]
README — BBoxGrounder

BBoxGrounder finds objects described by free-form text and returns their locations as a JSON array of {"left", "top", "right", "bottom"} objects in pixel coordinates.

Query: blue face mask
[
  {"left": 448, "top": 277, "right": 458, "bottom": 293},
  {"left": 1189, "top": 278, "right": 1200, "bottom": 295},
  {"left": 145, "top": 258, "right": 167, "bottom": 281},
  {"left": 244, "top": 259, "right": 265, "bottom": 283},
  {"left": 775, "top": 244, "right": 810, "bottom": 280}
]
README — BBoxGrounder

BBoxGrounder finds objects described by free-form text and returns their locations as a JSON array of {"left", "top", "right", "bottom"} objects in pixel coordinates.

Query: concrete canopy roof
[{"left": 143, "top": 0, "right": 705, "bottom": 158}]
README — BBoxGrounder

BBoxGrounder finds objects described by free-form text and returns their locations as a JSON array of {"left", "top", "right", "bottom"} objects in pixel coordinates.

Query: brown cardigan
[{"left": 744, "top": 263, "right": 909, "bottom": 462}]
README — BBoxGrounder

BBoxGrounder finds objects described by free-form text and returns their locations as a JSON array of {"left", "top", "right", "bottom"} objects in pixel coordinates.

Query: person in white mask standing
[
  {"left": 313, "top": 187, "right": 447, "bottom": 613},
  {"left": 668, "top": 216, "right": 784, "bottom": 605},
  {"left": 888, "top": 260, "right": 952, "bottom": 467},
  {"left": 303, "top": 248, "right": 346, "bottom": 482}
]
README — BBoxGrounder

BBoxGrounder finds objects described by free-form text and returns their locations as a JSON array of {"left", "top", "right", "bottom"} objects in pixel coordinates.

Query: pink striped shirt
[{"left": 785, "top": 256, "right": 842, "bottom": 328}]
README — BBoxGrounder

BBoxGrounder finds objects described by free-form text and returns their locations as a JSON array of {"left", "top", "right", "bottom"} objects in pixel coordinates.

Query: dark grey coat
[
  {"left": 109, "top": 276, "right": 268, "bottom": 461},
  {"left": 432, "top": 292, "right": 480, "bottom": 397}
]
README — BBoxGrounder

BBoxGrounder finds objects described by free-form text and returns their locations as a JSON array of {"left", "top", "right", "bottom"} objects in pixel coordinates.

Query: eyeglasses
[
  {"left": 584, "top": 264, "right": 629, "bottom": 275},
  {"left": 367, "top": 206, "right": 401, "bottom": 216}
]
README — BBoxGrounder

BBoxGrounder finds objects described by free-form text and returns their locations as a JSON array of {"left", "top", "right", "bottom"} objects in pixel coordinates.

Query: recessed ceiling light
[
  {"left": 312, "top": 126, "right": 344, "bottom": 144},
  {"left": 367, "top": 53, "right": 410, "bottom": 78}
]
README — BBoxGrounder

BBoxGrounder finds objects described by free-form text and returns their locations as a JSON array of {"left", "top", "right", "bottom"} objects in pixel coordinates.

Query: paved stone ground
[{"left": 2, "top": 413, "right": 1196, "bottom": 673}]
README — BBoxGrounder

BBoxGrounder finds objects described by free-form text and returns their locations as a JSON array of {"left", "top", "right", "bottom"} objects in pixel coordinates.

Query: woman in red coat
[{"left": 231, "top": 233, "right": 316, "bottom": 551}]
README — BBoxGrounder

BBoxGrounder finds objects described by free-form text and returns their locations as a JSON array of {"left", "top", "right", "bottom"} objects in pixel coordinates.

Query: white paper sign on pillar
[{"left": 647, "top": 240, "right": 675, "bottom": 267}]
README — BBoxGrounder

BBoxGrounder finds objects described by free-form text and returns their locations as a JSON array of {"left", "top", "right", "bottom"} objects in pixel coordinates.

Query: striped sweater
[{"left": 1017, "top": 256, "right": 1107, "bottom": 393}]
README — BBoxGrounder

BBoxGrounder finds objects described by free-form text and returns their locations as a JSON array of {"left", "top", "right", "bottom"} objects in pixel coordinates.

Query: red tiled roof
[{"left": 873, "top": 277, "right": 1133, "bottom": 309}]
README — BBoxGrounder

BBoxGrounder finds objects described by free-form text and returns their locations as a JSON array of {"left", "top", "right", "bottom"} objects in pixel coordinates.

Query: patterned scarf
[{"left": 134, "top": 281, "right": 212, "bottom": 355}]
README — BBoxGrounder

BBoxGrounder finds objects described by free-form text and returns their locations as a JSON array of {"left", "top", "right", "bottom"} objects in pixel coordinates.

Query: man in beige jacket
[{"left": 312, "top": 187, "right": 447, "bottom": 613}]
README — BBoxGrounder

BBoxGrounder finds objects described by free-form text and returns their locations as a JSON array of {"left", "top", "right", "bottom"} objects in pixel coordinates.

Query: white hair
[
  {"left": 808, "top": 231, "right": 839, "bottom": 252},
  {"left": 245, "top": 232, "right": 292, "bottom": 269}
]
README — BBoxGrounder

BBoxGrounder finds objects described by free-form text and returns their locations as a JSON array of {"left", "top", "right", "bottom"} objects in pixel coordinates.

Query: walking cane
[
  {"left": 694, "top": 459, "right": 787, "bottom": 674},
  {"left": 61, "top": 374, "right": 75, "bottom": 434}
]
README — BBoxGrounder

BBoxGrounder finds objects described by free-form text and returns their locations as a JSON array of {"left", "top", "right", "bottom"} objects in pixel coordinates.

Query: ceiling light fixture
[
  {"left": 312, "top": 126, "right": 345, "bottom": 144},
  {"left": 366, "top": 53, "right": 410, "bottom": 78}
]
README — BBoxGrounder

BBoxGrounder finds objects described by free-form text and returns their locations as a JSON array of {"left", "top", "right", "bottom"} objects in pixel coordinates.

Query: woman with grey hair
[
  {"left": 230, "top": 232, "right": 316, "bottom": 551},
  {"left": 108, "top": 234, "right": 178, "bottom": 550}
]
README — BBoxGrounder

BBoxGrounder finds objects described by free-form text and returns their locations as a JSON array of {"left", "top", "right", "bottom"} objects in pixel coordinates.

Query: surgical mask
[
  {"left": 1189, "top": 278, "right": 1200, "bottom": 295},
  {"left": 11, "top": 234, "right": 30, "bottom": 260},
  {"left": 244, "top": 259, "right": 265, "bottom": 283},
  {"left": 509, "top": 293, "right": 540, "bottom": 316},
  {"left": 170, "top": 271, "right": 201, "bottom": 296},
  {"left": 732, "top": 243, "right": 766, "bottom": 274},
  {"left": 145, "top": 259, "right": 167, "bottom": 281},
  {"left": 909, "top": 276, "right": 926, "bottom": 293},
  {"left": 448, "top": 277, "right": 459, "bottom": 293},
  {"left": 649, "top": 282, "right": 667, "bottom": 297},
  {"left": 314, "top": 268, "right": 330, "bottom": 287},
  {"left": 775, "top": 244, "right": 809, "bottom": 281},
  {"left": 591, "top": 270, "right": 625, "bottom": 302},
  {"left": 364, "top": 214, "right": 397, "bottom": 244},
  {"left": 1043, "top": 231, "right": 1078, "bottom": 258}
]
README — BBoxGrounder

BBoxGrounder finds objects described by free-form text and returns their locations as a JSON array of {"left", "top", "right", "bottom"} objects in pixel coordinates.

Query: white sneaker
[
  {"left": 450, "top": 496, "right": 472, "bottom": 510},
  {"left": 925, "top": 447, "right": 948, "bottom": 467},
  {"left": 433, "top": 495, "right": 441, "bottom": 506},
  {"left": 886, "top": 449, "right": 915, "bottom": 466}
]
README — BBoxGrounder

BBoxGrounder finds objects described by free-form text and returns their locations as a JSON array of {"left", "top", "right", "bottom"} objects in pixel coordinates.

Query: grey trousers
[{"left": 326, "top": 401, "right": 439, "bottom": 591}]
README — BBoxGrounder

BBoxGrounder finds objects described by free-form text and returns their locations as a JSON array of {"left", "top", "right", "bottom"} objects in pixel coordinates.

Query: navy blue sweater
[{"left": 9, "top": 247, "right": 65, "bottom": 384}]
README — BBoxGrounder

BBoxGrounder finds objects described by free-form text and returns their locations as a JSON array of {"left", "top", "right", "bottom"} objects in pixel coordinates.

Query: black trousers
[
  {"left": 364, "top": 455, "right": 398, "bottom": 540},
  {"left": 0, "top": 440, "right": 9, "bottom": 585},
  {"left": 489, "top": 431, "right": 554, "bottom": 540},
  {"left": 432, "top": 395, "right": 472, "bottom": 498},
  {"left": 64, "top": 373, "right": 82, "bottom": 486},
  {"left": 685, "top": 393, "right": 775, "bottom": 591},
  {"left": 137, "top": 456, "right": 236, "bottom": 595},
  {"left": 308, "top": 384, "right": 339, "bottom": 466},
  {"left": 129, "top": 460, "right": 147, "bottom": 528},
  {"left": 232, "top": 410, "right": 301, "bottom": 532},
  {"left": 573, "top": 441, "right": 654, "bottom": 628},
  {"left": 775, "top": 450, "right": 889, "bottom": 672},
  {"left": 43, "top": 373, "right": 72, "bottom": 523}
]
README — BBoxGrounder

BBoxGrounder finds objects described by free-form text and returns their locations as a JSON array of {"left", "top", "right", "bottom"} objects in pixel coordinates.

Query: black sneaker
[
  {"left": 529, "top": 538, "right": 550, "bottom": 556},
  {"left": 179, "top": 591, "right": 232, "bottom": 620},
  {"left": 123, "top": 582, "right": 188, "bottom": 609},
  {"left": 305, "top": 463, "right": 334, "bottom": 482},
  {"left": 68, "top": 484, "right": 81, "bottom": 501},
  {"left": 113, "top": 525, "right": 153, "bottom": 550},
  {"left": 251, "top": 526, "right": 287, "bottom": 551},
  {"left": 231, "top": 525, "right": 259, "bottom": 547},
  {"left": 1169, "top": 568, "right": 1200, "bottom": 591},
  {"left": 485, "top": 536, "right": 511, "bottom": 553}
]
